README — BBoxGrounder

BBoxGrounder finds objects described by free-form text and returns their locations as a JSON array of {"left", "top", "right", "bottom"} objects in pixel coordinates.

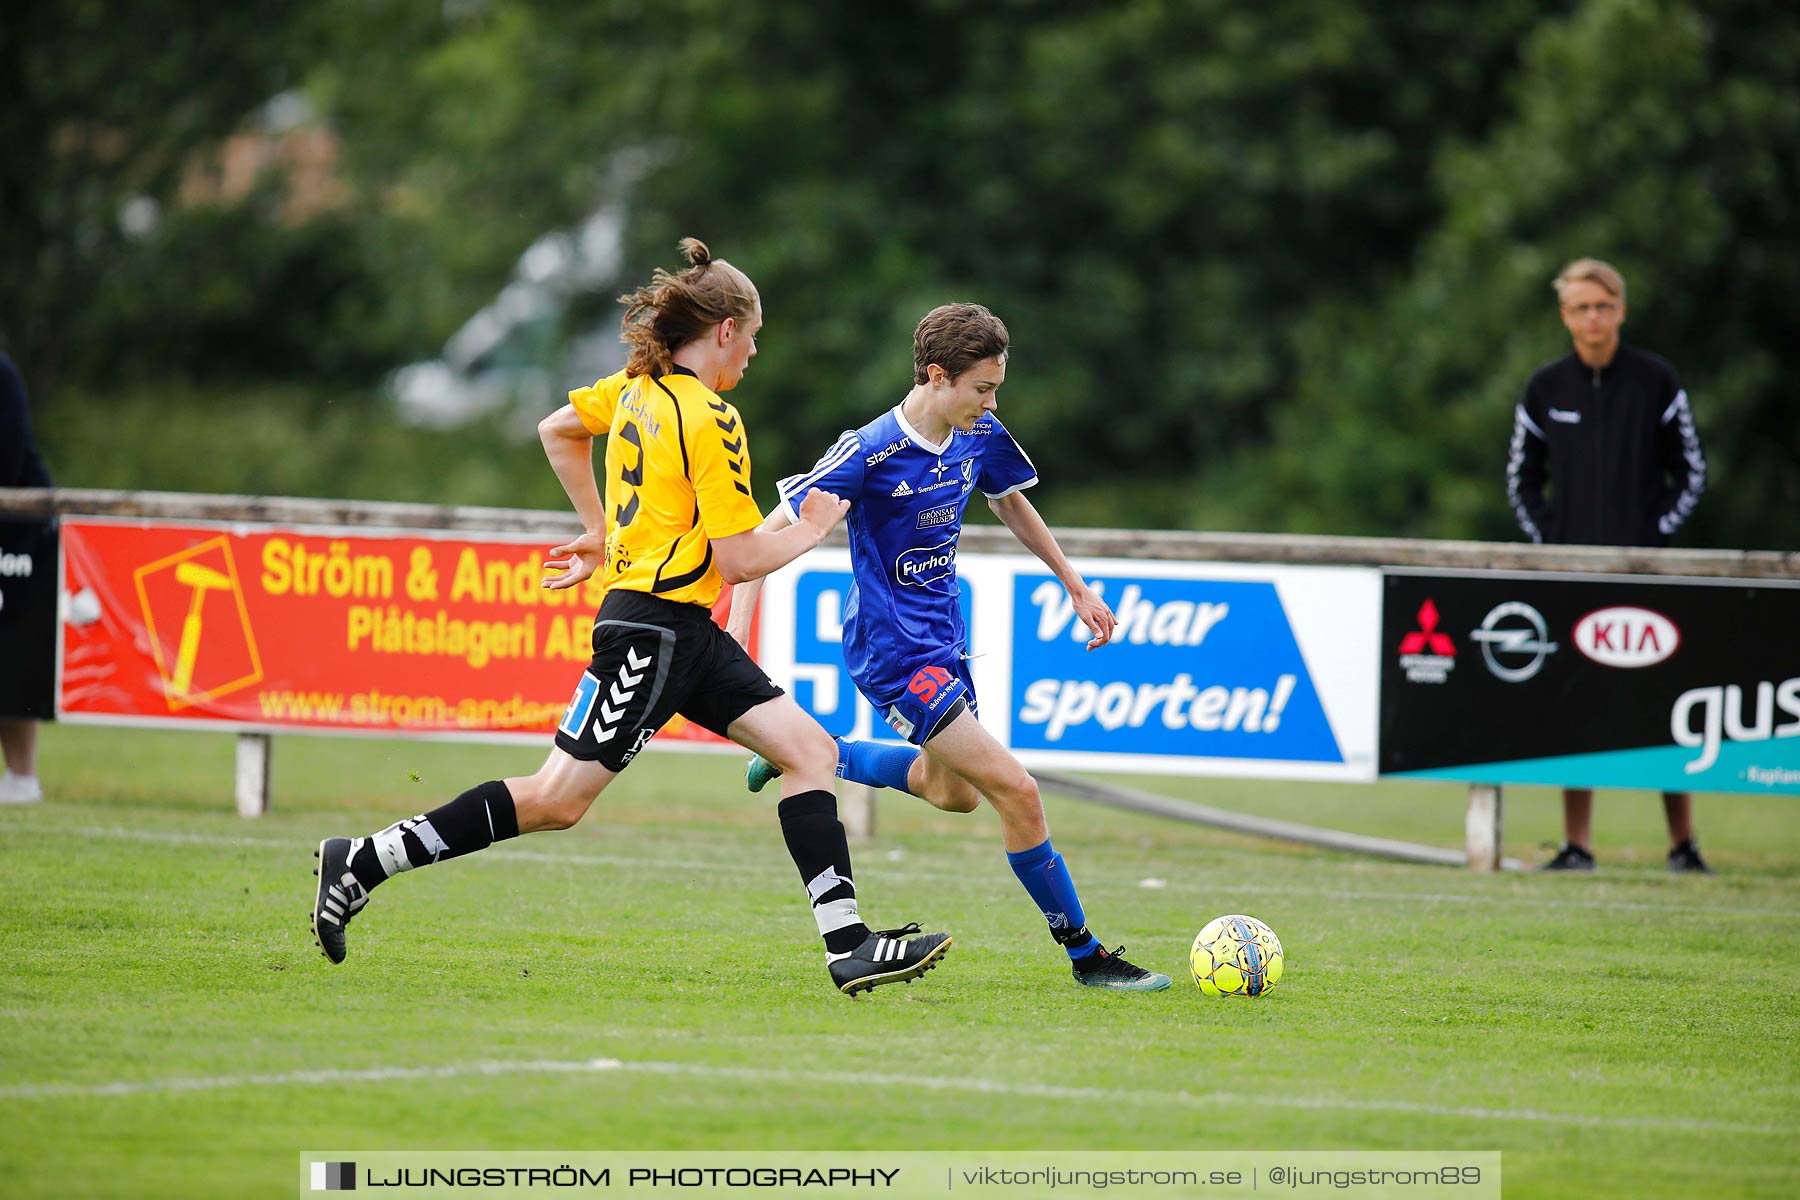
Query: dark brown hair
[
  {"left": 618, "top": 238, "right": 760, "bottom": 378},
  {"left": 912, "top": 303, "right": 1009, "bottom": 385}
]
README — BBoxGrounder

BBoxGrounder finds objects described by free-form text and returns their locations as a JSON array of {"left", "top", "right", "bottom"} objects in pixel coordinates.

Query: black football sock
[
  {"left": 348, "top": 779, "right": 519, "bottom": 891},
  {"left": 778, "top": 790, "right": 870, "bottom": 954}
]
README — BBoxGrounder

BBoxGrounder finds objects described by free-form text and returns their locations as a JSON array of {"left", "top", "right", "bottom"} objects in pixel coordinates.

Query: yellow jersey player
[{"left": 312, "top": 240, "right": 950, "bottom": 996}]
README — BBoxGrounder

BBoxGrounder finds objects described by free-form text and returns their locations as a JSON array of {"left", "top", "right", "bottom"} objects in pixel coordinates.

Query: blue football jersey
[{"left": 777, "top": 405, "right": 1038, "bottom": 702}]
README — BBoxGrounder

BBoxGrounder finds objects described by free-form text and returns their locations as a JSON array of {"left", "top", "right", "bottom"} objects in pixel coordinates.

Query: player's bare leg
[
  {"left": 727, "top": 694, "right": 839, "bottom": 797},
  {"left": 916, "top": 709, "right": 1046, "bottom": 851},
  {"left": 506, "top": 748, "right": 618, "bottom": 831},
  {"left": 907, "top": 752, "right": 981, "bottom": 813},
  {"left": 921, "top": 709, "right": 1168, "bottom": 991}
]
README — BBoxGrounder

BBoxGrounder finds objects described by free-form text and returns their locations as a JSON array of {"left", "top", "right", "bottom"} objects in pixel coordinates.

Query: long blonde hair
[{"left": 618, "top": 238, "right": 760, "bottom": 378}]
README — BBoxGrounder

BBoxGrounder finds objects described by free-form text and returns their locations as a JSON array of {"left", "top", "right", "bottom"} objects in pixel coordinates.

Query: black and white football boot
[
  {"left": 826, "top": 923, "right": 952, "bottom": 997},
  {"left": 311, "top": 837, "right": 370, "bottom": 964}
]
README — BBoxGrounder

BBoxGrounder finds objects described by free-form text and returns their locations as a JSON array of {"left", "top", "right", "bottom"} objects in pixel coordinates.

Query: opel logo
[{"left": 1471, "top": 601, "right": 1558, "bottom": 683}]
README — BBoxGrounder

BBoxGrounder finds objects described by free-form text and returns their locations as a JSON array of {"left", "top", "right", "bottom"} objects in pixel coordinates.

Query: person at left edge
[
  {"left": 310, "top": 239, "right": 951, "bottom": 996},
  {"left": 0, "top": 352, "right": 52, "bottom": 806}
]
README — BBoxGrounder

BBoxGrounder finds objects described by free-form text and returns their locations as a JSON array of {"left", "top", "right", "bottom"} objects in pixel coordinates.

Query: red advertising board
[{"left": 58, "top": 517, "right": 737, "bottom": 746}]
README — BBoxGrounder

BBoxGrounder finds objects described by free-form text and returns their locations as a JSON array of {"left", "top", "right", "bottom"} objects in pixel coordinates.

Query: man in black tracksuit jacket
[{"left": 1505, "top": 258, "right": 1711, "bottom": 873}]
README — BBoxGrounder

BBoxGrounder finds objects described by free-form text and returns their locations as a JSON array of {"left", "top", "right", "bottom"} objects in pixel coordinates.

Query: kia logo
[{"left": 1573, "top": 607, "right": 1680, "bottom": 668}]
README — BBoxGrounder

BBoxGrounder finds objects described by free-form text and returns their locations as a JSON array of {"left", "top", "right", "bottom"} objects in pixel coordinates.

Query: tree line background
[{"left": 8, "top": 0, "right": 1796, "bottom": 547}]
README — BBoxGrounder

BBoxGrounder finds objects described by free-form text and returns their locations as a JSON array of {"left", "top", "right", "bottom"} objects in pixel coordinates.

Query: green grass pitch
[{"left": 2, "top": 723, "right": 1797, "bottom": 1198}]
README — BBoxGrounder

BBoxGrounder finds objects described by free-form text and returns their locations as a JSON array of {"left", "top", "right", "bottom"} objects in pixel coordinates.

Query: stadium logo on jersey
[
  {"left": 896, "top": 540, "right": 956, "bottom": 586},
  {"left": 1549, "top": 408, "right": 1581, "bottom": 424},
  {"left": 1398, "top": 598, "right": 1456, "bottom": 684},
  {"left": 1471, "top": 601, "right": 1558, "bottom": 683},
  {"left": 866, "top": 440, "right": 905, "bottom": 467},
  {"left": 916, "top": 504, "right": 958, "bottom": 530},
  {"left": 891, "top": 480, "right": 914, "bottom": 497},
  {"left": 1573, "top": 606, "right": 1680, "bottom": 668}
]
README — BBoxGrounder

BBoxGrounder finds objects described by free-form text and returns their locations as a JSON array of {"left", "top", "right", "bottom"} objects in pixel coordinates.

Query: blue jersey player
[{"left": 729, "top": 303, "right": 1170, "bottom": 991}]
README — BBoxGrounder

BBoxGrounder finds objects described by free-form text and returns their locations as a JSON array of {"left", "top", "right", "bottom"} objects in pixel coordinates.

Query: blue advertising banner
[{"left": 1010, "top": 573, "right": 1342, "bottom": 764}]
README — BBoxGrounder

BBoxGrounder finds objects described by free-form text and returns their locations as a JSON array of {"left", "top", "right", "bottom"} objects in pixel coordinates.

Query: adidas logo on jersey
[{"left": 891, "top": 480, "right": 914, "bottom": 496}]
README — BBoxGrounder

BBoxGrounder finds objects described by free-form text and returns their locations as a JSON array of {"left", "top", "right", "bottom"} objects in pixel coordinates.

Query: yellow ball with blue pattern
[{"left": 1190, "top": 914, "right": 1284, "bottom": 997}]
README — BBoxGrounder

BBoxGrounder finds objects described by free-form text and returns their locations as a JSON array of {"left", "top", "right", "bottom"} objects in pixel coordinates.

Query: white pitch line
[
  {"left": 0, "top": 1056, "right": 1780, "bottom": 1137},
  {"left": 0, "top": 1058, "right": 621, "bottom": 1099},
  {"left": 35, "top": 824, "right": 1800, "bottom": 920}
]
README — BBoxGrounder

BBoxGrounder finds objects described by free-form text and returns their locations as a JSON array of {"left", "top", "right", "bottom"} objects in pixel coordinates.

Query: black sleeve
[
  {"left": 1654, "top": 378, "right": 1705, "bottom": 539},
  {"left": 0, "top": 357, "right": 31, "bottom": 487},
  {"left": 1506, "top": 380, "right": 1551, "bottom": 543}
]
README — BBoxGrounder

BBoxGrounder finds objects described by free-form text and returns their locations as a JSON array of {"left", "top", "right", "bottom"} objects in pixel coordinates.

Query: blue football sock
[
  {"left": 1006, "top": 838, "right": 1099, "bottom": 959},
  {"left": 834, "top": 737, "right": 920, "bottom": 795}
]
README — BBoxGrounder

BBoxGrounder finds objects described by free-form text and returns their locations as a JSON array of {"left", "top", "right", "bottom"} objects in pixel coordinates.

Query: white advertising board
[{"left": 753, "top": 549, "right": 1381, "bottom": 782}]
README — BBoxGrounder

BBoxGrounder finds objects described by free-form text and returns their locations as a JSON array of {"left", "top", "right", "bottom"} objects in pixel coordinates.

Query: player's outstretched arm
[
  {"left": 713, "top": 488, "right": 846, "bottom": 587},
  {"left": 724, "top": 509, "right": 795, "bottom": 649},
  {"left": 989, "top": 491, "right": 1115, "bottom": 650},
  {"left": 538, "top": 404, "right": 608, "bottom": 590}
]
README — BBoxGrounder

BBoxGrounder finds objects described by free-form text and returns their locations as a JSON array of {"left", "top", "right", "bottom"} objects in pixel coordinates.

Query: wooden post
[
  {"left": 236, "top": 732, "right": 271, "bottom": 818},
  {"left": 1464, "top": 783, "right": 1502, "bottom": 872},
  {"left": 841, "top": 782, "right": 876, "bottom": 841}
]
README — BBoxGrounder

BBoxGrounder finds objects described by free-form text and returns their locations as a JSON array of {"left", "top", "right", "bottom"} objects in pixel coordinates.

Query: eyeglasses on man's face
[{"left": 1562, "top": 302, "right": 1620, "bottom": 318}]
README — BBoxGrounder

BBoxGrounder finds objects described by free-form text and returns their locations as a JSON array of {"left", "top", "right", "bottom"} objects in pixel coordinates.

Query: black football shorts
[{"left": 553, "top": 589, "right": 783, "bottom": 772}]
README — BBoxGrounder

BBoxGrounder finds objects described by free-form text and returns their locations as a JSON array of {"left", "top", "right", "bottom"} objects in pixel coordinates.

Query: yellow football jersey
[{"left": 568, "top": 366, "right": 762, "bottom": 608}]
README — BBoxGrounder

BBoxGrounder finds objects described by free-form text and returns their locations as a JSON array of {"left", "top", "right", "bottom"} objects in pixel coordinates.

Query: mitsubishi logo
[
  {"left": 1397, "top": 598, "right": 1457, "bottom": 684},
  {"left": 1400, "top": 599, "right": 1455, "bottom": 656}
]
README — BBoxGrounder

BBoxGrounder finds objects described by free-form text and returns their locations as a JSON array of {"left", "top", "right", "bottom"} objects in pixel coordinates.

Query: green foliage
[
  {"left": 37, "top": 383, "right": 572, "bottom": 510},
  {"left": 2, "top": 0, "right": 323, "bottom": 394},
  {"left": 12, "top": 0, "right": 1797, "bottom": 547},
  {"left": 73, "top": 200, "right": 409, "bottom": 387},
  {"left": 1245, "top": 0, "right": 1800, "bottom": 547}
]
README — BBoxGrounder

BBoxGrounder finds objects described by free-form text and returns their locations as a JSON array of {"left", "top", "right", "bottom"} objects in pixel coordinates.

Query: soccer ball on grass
[{"left": 1190, "top": 914, "right": 1283, "bottom": 997}]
